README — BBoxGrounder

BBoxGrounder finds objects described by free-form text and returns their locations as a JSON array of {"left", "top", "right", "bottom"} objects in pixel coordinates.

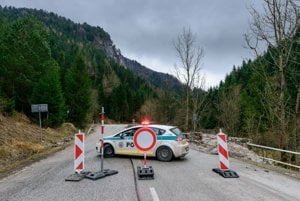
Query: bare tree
[
  {"left": 244, "top": 0, "right": 300, "bottom": 154},
  {"left": 174, "top": 27, "right": 204, "bottom": 130},
  {"left": 218, "top": 86, "right": 241, "bottom": 136},
  {"left": 192, "top": 75, "right": 207, "bottom": 127}
]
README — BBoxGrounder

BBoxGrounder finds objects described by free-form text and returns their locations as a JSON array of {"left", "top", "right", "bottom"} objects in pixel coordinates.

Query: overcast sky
[{"left": 0, "top": 0, "right": 260, "bottom": 87}]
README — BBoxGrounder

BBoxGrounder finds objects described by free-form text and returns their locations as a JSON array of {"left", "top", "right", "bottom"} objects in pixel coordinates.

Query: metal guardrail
[
  {"left": 87, "top": 122, "right": 95, "bottom": 135},
  {"left": 247, "top": 143, "right": 300, "bottom": 170}
]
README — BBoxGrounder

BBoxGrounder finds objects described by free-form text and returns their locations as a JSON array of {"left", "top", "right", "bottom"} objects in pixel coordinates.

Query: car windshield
[{"left": 170, "top": 127, "right": 182, "bottom": 136}]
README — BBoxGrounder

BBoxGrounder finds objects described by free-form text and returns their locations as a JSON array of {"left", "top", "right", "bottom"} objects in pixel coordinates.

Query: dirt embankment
[{"left": 0, "top": 113, "right": 79, "bottom": 178}]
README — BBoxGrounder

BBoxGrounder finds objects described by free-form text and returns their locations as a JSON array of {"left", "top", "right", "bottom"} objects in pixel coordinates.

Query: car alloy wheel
[
  {"left": 104, "top": 144, "right": 114, "bottom": 157},
  {"left": 157, "top": 146, "right": 173, "bottom": 162}
]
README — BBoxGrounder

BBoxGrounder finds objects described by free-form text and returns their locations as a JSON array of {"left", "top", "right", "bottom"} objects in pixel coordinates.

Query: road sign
[
  {"left": 31, "top": 104, "right": 48, "bottom": 113},
  {"left": 31, "top": 104, "right": 48, "bottom": 142},
  {"left": 134, "top": 127, "right": 156, "bottom": 180},
  {"left": 74, "top": 132, "right": 84, "bottom": 173},
  {"left": 133, "top": 127, "right": 157, "bottom": 152}
]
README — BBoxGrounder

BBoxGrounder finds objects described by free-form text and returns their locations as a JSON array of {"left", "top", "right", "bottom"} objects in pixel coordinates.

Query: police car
[{"left": 96, "top": 124, "right": 189, "bottom": 161}]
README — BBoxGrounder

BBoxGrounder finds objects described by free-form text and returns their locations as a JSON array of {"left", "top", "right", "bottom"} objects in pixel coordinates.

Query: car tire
[
  {"left": 156, "top": 146, "right": 173, "bottom": 162},
  {"left": 104, "top": 144, "right": 114, "bottom": 157}
]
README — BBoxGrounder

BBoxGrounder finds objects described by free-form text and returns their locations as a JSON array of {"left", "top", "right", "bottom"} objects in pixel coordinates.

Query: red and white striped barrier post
[
  {"left": 83, "top": 106, "right": 118, "bottom": 180},
  {"left": 65, "top": 131, "right": 86, "bottom": 181},
  {"left": 217, "top": 131, "right": 230, "bottom": 170},
  {"left": 74, "top": 131, "right": 84, "bottom": 173},
  {"left": 100, "top": 106, "right": 104, "bottom": 171},
  {"left": 212, "top": 129, "right": 239, "bottom": 178}
]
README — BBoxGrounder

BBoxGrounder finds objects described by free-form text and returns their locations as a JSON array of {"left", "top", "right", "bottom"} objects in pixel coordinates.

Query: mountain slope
[
  {"left": 0, "top": 6, "right": 183, "bottom": 94},
  {"left": 0, "top": 6, "right": 156, "bottom": 124},
  {"left": 122, "top": 58, "right": 183, "bottom": 93}
]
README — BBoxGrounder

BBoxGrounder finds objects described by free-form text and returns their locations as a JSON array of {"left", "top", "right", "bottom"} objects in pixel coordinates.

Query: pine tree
[
  {"left": 1, "top": 16, "right": 51, "bottom": 113},
  {"left": 31, "top": 60, "right": 66, "bottom": 126},
  {"left": 64, "top": 54, "right": 92, "bottom": 127}
]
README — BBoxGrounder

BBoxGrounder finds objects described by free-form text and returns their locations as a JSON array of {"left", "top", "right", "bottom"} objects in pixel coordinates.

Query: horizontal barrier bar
[
  {"left": 260, "top": 156, "right": 300, "bottom": 169},
  {"left": 247, "top": 143, "right": 300, "bottom": 155}
]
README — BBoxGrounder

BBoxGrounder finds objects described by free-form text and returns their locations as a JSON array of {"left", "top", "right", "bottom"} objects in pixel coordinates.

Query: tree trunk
[
  {"left": 296, "top": 86, "right": 300, "bottom": 114},
  {"left": 186, "top": 87, "right": 189, "bottom": 130},
  {"left": 279, "top": 56, "right": 287, "bottom": 161}
]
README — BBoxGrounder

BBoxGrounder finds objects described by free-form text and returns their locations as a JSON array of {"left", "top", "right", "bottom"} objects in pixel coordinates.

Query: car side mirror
[{"left": 120, "top": 134, "right": 124, "bottom": 139}]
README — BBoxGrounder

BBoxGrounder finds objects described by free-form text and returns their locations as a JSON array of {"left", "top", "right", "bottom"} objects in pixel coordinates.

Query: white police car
[{"left": 96, "top": 124, "right": 189, "bottom": 161}]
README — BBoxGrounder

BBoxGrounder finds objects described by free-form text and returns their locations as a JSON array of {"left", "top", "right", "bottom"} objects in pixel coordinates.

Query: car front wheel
[
  {"left": 104, "top": 144, "right": 114, "bottom": 157},
  {"left": 156, "top": 146, "right": 173, "bottom": 162}
]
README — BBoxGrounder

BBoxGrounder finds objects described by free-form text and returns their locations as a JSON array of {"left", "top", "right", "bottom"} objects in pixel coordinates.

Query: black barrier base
[
  {"left": 65, "top": 172, "right": 89, "bottom": 182},
  {"left": 103, "top": 169, "right": 119, "bottom": 176},
  {"left": 85, "top": 169, "right": 118, "bottom": 180},
  {"left": 212, "top": 168, "right": 239, "bottom": 178},
  {"left": 85, "top": 171, "right": 106, "bottom": 180},
  {"left": 137, "top": 166, "right": 154, "bottom": 180}
]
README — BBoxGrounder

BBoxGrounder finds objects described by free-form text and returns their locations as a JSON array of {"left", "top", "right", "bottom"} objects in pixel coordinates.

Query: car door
[{"left": 115, "top": 127, "right": 141, "bottom": 155}]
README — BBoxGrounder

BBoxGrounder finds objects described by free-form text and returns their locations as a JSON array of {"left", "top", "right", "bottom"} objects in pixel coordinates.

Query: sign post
[
  {"left": 84, "top": 107, "right": 118, "bottom": 180},
  {"left": 101, "top": 107, "right": 104, "bottom": 171},
  {"left": 133, "top": 127, "right": 157, "bottom": 180},
  {"left": 31, "top": 104, "right": 48, "bottom": 142}
]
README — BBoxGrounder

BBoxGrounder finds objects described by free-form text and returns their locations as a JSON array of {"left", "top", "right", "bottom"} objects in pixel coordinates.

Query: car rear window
[{"left": 170, "top": 127, "right": 182, "bottom": 136}]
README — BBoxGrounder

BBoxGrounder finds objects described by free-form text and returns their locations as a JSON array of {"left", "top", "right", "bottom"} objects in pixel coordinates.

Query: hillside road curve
[{"left": 1, "top": 124, "right": 300, "bottom": 201}]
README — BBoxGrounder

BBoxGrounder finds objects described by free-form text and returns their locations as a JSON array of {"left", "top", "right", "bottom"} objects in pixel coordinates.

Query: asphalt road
[{"left": 1, "top": 124, "right": 300, "bottom": 201}]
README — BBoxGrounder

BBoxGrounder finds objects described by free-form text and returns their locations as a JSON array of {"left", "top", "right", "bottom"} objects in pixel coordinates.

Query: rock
[{"left": 192, "top": 133, "right": 263, "bottom": 163}]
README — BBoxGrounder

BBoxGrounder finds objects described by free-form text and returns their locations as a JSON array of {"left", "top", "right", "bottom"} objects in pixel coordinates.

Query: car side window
[
  {"left": 122, "top": 127, "right": 140, "bottom": 137},
  {"left": 150, "top": 127, "right": 166, "bottom": 135}
]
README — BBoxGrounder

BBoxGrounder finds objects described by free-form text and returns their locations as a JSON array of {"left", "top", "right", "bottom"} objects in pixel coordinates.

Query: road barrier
[
  {"left": 66, "top": 107, "right": 118, "bottom": 182},
  {"left": 247, "top": 143, "right": 300, "bottom": 170},
  {"left": 74, "top": 132, "right": 84, "bottom": 173},
  {"left": 134, "top": 127, "right": 156, "bottom": 180},
  {"left": 65, "top": 131, "right": 86, "bottom": 181},
  {"left": 217, "top": 132, "right": 230, "bottom": 170},
  {"left": 85, "top": 107, "right": 118, "bottom": 180},
  {"left": 212, "top": 129, "right": 239, "bottom": 178}
]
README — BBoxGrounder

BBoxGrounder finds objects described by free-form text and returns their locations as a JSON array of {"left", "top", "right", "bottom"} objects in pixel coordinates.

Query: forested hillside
[
  {"left": 194, "top": 1, "right": 300, "bottom": 156},
  {"left": 199, "top": 50, "right": 300, "bottom": 152},
  {"left": 0, "top": 6, "right": 158, "bottom": 127}
]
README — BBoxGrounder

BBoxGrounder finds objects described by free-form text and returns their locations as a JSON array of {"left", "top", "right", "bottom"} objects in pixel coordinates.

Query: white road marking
[{"left": 150, "top": 187, "right": 160, "bottom": 201}]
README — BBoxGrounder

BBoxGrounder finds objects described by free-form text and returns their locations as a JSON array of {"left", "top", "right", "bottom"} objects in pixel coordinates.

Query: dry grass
[{"left": 0, "top": 113, "right": 80, "bottom": 178}]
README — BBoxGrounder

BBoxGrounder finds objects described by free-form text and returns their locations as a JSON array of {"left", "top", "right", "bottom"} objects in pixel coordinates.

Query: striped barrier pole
[
  {"left": 212, "top": 129, "right": 239, "bottom": 178},
  {"left": 217, "top": 131, "right": 230, "bottom": 170},
  {"left": 101, "top": 106, "right": 104, "bottom": 172},
  {"left": 74, "top": 131, "right": 84, "bottom": 173},
  {"left": 83, "top": 106, "right": 118, "bottom": 180},
  {"left": 65, "top": 131, "right": 86, "bottom": 181}
]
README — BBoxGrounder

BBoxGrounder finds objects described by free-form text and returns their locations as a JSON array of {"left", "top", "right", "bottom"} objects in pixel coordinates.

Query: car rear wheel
[
  {"left": 104, "top": 144, "right": 114, "bottom": 157},
  {"left": 156, "top": 146, "right": 173, "bottom": 162}
]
